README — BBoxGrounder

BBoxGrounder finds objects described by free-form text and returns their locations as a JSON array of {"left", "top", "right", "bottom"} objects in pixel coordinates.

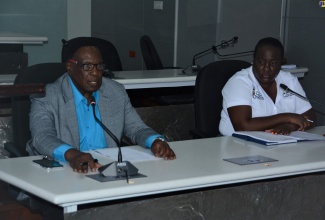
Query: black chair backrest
[
  {"left": 61, "top": 37, "right": 123, "bottom": 71},
  {"left": 140, "top": 35, "right": 164, "bottom": 70},
  {"left": 11, "top": 63, "right": 67, "bottom": 156},
  {"left": 194, "top": 60, "right": 251, "bottom": 137}
]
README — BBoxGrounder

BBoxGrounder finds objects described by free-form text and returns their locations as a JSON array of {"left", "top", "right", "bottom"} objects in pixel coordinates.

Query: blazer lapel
[{"left": 61, "top": 75, "right": 80, "bottom": 149}]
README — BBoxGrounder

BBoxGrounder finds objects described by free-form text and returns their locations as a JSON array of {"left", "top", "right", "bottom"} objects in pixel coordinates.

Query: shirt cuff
[
  {"left": 145, "top": 135, "right": 166, "bottom": 149},
  {"left": 52, "top": 144, "right": 73, "bottom": 162}
]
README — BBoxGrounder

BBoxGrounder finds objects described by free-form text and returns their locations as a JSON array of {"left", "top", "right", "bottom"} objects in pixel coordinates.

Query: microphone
[
  {"left": 279, "top": 83, "right": 325, "bottom": 106},
  {"left": 90, "top": 97, "right": 138, "bottom": 179},
  {"left": 190, "top": 36, "right": 239, "bottom": 73}
]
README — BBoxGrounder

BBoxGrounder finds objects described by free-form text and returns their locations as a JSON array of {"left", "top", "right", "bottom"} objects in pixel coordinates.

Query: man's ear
[{"left": 66, "top": 62, "right": 72, "bottom": 73}]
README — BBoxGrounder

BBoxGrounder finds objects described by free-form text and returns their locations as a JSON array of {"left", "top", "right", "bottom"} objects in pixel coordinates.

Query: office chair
[
  {"left": 191, "top": 60, "right": 251, "bottom": 138},
  {"left": 62, "top": 37, "right": 122, "bottom": 78},
  {"left": 139, "top": 35, "right": 191, "bottom": 104},
  {"left": 4, "top": 63, "right": 67, "bottom": 157},
  {"left": 140, "top": 35, "right": 181, "bottom": 70},
  {"left": 4, "top": 62, "right": 67, "bottom": 219}
]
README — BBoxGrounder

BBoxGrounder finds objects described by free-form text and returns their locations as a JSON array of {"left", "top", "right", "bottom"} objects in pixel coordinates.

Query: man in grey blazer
[{"left": 27, "top": 37, "right": 176, "bottom": 173}]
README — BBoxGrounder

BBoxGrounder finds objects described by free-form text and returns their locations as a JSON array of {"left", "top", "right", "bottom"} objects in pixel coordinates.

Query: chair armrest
[{"left": 4, "top": 142, "right": 29, "bottom": 158}]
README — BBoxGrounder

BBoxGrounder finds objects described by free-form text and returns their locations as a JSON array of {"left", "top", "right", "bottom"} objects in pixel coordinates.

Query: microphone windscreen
[
  {"left": 280, "top": 84, "right": 289, "bottom": 90},
  {"left": 91, "top": 96, "right": 96, "bottom": 105}
]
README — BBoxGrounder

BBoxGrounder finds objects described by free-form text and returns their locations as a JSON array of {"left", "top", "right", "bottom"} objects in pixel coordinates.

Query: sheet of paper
[
  {"left": 288, "top": 131, "right": 325, "bottom": 141},
  {"left": 281, "top": 64, "right": 296, "bottom": 69},
  {"left": 93, "top": 147, "right": 160, "bottom": 162}
]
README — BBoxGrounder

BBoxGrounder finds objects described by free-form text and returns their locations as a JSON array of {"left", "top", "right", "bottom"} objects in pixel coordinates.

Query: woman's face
[{"left": 252, "top": 45, "right": 283, "bottom": 86}]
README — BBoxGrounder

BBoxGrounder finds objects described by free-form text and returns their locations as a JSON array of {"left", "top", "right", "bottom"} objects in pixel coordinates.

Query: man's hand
[
  {"left": 151, "top": 139, "right": 176, "bottom": 160},
  {"left": 64, "top": 149, "right": 101, "bottom": 173}
]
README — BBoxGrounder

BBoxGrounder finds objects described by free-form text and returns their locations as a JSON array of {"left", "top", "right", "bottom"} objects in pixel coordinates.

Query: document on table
[
  {"left": 93, "top": 147, "right": 160, "bottom": 162},
  {"left": 232, "top": 131, "right": 325, "bottom": 147}
]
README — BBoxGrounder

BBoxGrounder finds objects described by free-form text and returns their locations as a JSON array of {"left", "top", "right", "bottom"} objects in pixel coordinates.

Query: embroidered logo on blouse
[
  {"left": 282, "top": 90, "right": 293, "bottom": 98},
  {"left": 252, "top": 86, "right": 264, "bottom": 100}
]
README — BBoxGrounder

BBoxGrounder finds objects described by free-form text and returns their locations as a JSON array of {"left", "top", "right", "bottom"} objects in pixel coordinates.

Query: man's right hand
[{"left": 64, "top": 149, "right": 100, "bottom": 173}]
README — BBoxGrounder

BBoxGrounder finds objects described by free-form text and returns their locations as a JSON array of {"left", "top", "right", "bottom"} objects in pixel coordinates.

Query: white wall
[{"left": 67, "top": 0, "right": 92, "bottom": 39}]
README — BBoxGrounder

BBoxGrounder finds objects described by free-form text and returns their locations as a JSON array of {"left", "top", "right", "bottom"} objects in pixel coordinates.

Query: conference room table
[
  {"left": 0, "top": 126, "right": 325, "bottom": 219},
  {"left": 0, "top": 67, "right": 309, "bottom": 89},
  {"left": 0, "top": 31, "right": 48, "bottom": 44},
  {"left": 0, "top": 69, "right": 195, "bottom": 89}
]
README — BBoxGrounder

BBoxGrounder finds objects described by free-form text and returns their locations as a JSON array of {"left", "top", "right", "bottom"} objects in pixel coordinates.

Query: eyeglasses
[{"left": 69, "top": 59, "right": 106, "bottom": 71}]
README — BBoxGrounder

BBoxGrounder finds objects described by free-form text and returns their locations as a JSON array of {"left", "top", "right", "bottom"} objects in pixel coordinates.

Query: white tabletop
[
  {"left": 0, "top": 128, "right": 325, "bottom": 213},
  {"left": 281, "top": 67, "right": 309, "bottom": 78},
  {"left": 113, "top": 69, "right": 195, "bottom": 89},
  {"left": 0, "top": 31, "right": 48, "bottom": 44},
  {"left": 0, "top": 67, "right": 307, "bottom": 88},
  {"left": 0, "top": 69, "right": 196, "bottom": 89}
]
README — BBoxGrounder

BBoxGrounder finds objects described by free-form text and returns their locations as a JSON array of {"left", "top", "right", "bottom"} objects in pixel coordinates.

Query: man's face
[
  {"left": 252, "top": 45, "right": 283, "bottom": 86},
  {"left": 66, "top": 46, "right": 104, "bottom": 98}
]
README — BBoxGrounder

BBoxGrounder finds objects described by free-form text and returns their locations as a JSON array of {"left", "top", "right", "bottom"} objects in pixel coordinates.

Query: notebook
[{"left": 232, "top": 131, "right": 325, "bottom": 146}]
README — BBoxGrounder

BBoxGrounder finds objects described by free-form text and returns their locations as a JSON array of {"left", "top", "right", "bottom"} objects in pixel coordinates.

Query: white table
[
  {"left": 0, "top": 128, "right": 325, "bottom": 214},
  {"left": 0, "top": 67, "right": 308, "bottom": 88},
  {"left": 0, "top": 31, "right": 48, "bottom": 44},
  {"left": 282, "top": 67, "right": 309, "bottom": 78},
  {"left": 0, "top": 69, "right": 195, "bottom": 89},
  {"left": 113, "top": 69, "right": 195, "bottom": 89}
]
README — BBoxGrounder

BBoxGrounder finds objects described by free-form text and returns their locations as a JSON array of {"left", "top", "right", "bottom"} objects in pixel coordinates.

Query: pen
[
  {"left": 307, "top": 119, "right": 313, "bottom": 123},
  {"left": 80, "top": 159, "right": 98, "bottom": 166}
]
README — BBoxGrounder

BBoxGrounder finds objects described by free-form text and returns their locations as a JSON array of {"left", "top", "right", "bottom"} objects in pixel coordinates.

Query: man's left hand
[{"left": 151, "top": 139, "right": 176, "bottom": 160}]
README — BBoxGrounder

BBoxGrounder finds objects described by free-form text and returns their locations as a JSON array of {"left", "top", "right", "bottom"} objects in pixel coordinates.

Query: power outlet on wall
[
  {"left": 153, "top": 1, "right": 163, "bottom": 10},
  {"left": 129, "top": 50, "right": 136, "bottom": 58}
]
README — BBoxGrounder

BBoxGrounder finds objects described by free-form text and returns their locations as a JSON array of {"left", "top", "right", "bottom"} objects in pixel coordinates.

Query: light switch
[{"left": 154, "top": 1, "right": 163, "bottom": 10}]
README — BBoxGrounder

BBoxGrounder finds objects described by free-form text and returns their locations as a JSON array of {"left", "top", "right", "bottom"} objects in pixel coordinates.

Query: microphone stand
[
  {"left": 182, "top": 36, "right": 254, "bottom": 75},
  {"left": 90, "top": 99, "right": 138, "bottom": 182},
  {"left": 182, "top": 36, "right": 238, "bottom": 75},
  {"left": 214, "top": 49, "right": 254, "bottom": 59}
]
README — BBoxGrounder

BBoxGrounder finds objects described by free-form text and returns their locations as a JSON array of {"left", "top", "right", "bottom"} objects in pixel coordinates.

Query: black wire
[{"left": 91, "top": 101, "right": 123, "bottom": 162}]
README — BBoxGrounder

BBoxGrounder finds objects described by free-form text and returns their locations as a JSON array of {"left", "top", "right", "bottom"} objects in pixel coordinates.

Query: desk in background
[
  {"left": 0, "top": 32, "right": 48, "bottom": 45},
  {"left": 0, "top": 69, "right": 196, "bottom": 108},
  {"left": 0, "top": 69, "right": 196, "bottom": 89},
  {"left": 282, "top": 66, "right": 309, "bottom": 78},
  {"left": 113, "top": 69, "right": 195, "bottom": 89},
  {"left": 0, "top": 69, "right": 194, "bottom": 88},
  {"left": 0, "top": 127, "right": 325, "bottom": 219},
  {"left": 0, "top": 67, "right": 309, "bottom": 87},
  {"left": 0, "top": 32, "right": 48, "bottom": 76}
]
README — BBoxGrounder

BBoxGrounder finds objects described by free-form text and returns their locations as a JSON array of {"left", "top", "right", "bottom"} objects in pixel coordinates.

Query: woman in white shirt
[{"left": 219, "top": 37, "right": 315, "bottom": 136}]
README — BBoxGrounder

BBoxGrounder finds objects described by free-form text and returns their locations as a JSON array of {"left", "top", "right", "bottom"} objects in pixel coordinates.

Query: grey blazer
[{"left": 26, "top": 73, "right": 158, "bottom": 157}]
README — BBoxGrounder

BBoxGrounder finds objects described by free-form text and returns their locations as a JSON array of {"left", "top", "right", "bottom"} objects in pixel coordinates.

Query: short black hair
[
  {"left": 61, "top": 37, "right": 100, "bottom": 63},
  {"left": 253, "top": 37, "right": 284, "bottom": 59}
]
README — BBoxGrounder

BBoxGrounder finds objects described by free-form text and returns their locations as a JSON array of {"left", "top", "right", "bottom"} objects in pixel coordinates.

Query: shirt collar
[{"left": 68, "top": 76, "right": 99, "bottom": 105}]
